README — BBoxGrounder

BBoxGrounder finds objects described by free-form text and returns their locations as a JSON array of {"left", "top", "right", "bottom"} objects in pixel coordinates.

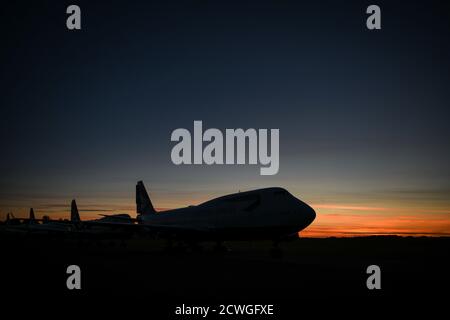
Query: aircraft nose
[
  {"left": 292, "top": 197, "right": 316, "bottom": 227},
  {"left": 306, "top": 204, "right": 316, "bottom": 225},
  {"left": 297, "top": 201, "right": 315, "bottom": 226}
]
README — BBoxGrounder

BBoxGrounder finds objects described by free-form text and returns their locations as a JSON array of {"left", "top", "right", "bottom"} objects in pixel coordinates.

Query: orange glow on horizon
[
  {"left": 301, "top": 204, "right": 450, "bottom": 237},
  {"left": 2, "top": 201, "right": 449, "bottom": 238}
]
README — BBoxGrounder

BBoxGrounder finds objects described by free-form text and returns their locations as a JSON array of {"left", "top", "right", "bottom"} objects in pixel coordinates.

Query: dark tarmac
[{"left": 1, "top": 234, "right": 448, "bottom": 316}]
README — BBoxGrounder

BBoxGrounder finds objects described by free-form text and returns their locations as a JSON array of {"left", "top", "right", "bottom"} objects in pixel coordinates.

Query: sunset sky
[{"left": 1, "top": 1, "right": 449, "bottom": 237}]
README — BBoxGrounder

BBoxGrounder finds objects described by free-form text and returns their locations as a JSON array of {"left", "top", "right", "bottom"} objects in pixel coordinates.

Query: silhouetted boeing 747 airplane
[
  {"left": 132, "top": 181, "right": 316, "bottom": 243},
  {"left": 79, "top": 181, "right": 316, "bottom": 253}
]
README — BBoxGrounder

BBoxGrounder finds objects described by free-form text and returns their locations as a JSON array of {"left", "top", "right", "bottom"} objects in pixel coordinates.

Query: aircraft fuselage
[{"left": 140, "top": 187, "right": 316, "bottom": 240}]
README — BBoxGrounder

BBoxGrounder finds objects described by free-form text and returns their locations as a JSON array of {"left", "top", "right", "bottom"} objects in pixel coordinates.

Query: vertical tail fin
[
  {"left": 71, "top": 200, "right": 80, "bottom": 222},
  {"left": 29, "top": 208, "right": 36, "bottom": 224},
  {"left": 136, "top": 181, "right": 156, "bottom": 216}
]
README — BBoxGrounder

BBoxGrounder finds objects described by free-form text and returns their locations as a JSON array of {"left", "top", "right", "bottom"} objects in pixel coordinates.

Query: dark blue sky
[{"left": 1, "top": 1, "right": 449, "bottom": 232}]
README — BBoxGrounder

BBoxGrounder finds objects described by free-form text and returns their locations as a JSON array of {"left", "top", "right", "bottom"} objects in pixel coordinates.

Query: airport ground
[{"left": 1, "top": 234, "right": 448, "bottom": 317}]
